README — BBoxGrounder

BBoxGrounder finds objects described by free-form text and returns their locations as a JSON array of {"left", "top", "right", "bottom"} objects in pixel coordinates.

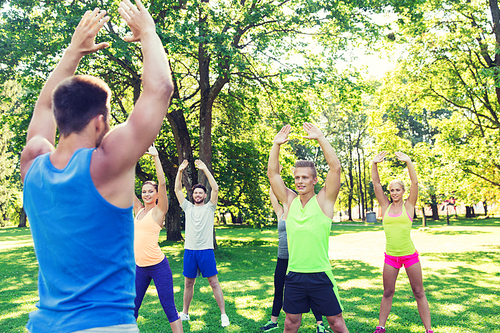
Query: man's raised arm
[
  {"left": 97, "top": 0, "right": 174, "bottom": 171},
  {"left": 21, "top": 9, "right": 110, "bottom": 180},
  {"left": 267, "top": 125, "right": 291, "bottom": 205},
  {"left": 303, "top": 122, "right": 341, "bottom": 217},
  {"left": 195, "top": 160, "right": 219, "bottom": 205},
  {"left": 174, "top": 160, "right": 188, "bottom": 205}
]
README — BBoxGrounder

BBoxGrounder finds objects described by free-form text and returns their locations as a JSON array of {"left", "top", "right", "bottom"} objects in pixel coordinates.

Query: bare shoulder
[
  {"left": 89, "top": 147, "right": 136, "bottom": 208},
  {"left": 20, "top": 136, "right": 55, "bottom": 181}
]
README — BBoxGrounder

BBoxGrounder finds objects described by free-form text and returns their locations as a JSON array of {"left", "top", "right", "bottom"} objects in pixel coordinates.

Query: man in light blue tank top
[
  {"left": 20, "top": 2, "right": 174, "bottom": 332},
  {"left": 268, "top": 123, "right": 349, "bottom": 333}
]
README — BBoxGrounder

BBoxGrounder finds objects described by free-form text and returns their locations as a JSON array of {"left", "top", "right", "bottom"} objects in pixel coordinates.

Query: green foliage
[
  {"left": 0, "top": 81, "right": 23, "bottom": 225},
  {"left": 382, "top": 0, "right": 500, "bottom": 194}
]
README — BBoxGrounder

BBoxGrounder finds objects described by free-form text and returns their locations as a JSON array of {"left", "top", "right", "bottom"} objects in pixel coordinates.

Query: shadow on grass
[{"left": 0, "top": 226, "right": 33, "bottom": 243}]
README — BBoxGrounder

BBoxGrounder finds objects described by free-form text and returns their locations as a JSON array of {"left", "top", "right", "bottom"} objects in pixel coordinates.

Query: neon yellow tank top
[
  {"left": 287, "top": 195, "right": 332, "bottom": 273},
  {"left": 383, "top": 203, "right": 416, "bottom": 256}
]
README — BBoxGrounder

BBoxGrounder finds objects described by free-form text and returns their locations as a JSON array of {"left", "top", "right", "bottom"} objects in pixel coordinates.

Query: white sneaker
[
  {"left": 221, "top": 314, "right": 230, "bottom": 327},
  {"left": 179, "top": 312, "right": 190, "bottom": 321}
]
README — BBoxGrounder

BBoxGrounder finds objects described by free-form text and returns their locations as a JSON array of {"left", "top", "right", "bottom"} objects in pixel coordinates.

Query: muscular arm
[
  {"left": 174, "top": 160, "right": 188, "bottom": 206},
  {"left": 91, "top": 0, "right": 174, "bottom": 207},
  {"left": 196, "top": 160, "right": 219, "bottom": 205},
  {"left": 304, "top": 123, "right": 340, "bottom": 218},
  {"left": 21, "top": 9, "right": 110, "bottom": 181},
  {"left": 267, "top": 125, "right": 293, "bottom": 206}
]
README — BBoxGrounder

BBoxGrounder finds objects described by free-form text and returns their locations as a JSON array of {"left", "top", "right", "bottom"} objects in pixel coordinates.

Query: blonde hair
[{"left": 389, "top": 179, "right": 405, "bottom": 191}]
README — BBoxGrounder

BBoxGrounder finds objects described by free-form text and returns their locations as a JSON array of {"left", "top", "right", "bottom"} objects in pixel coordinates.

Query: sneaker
[
  {"left": 260, "top": 319, "right": 278, "bottom": 331},
  {"left": 426, "top": 330, "right": 434, "bottom": 333},
  {"left": 221, "top": 314, "right": 230, "bottom": 327},
  {"left": 317, "top": 322, "right": 329, "bottom": 333},
  {"left": 373, "top": 327, "right": 386, "bottom": 333},
  {"left": 179, "top": 312, "right": 190, "bottom": 321}
]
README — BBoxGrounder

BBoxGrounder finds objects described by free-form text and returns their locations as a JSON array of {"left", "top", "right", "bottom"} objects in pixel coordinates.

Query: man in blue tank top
[{"left": 20, "top": 1, "right": 173, "bottom": 332}]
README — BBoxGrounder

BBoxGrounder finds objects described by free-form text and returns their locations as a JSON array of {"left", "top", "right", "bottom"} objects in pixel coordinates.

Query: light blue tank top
[{"left": 23, "top": 148, "right": 136, "bottom": 333}]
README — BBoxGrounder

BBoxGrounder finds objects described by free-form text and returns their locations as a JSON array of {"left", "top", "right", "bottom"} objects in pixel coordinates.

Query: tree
[
  {"left": 385, "top": 0, "right": 500, "bottom": 187},
  {"left": 0, "top": 81, "right": 23, "bottom": 226},
  {"left": 1, "top": 0, "right": 399, "bottom": 236}
]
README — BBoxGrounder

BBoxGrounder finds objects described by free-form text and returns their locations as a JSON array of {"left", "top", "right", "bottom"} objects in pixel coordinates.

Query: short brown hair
[
  {"left": 142, "top": 181, "right": 158, "bottom": 192},
  {"left": 192, "top": 184, "right": 207, "bottom": 193},
  {"left": 294, "top": 160, "right": 317, "bottom": 178},
  {"left": 53, "top": 75, "right": 111, "bottom": 136}
]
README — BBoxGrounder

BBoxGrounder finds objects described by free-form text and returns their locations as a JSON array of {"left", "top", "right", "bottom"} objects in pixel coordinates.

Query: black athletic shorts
[{"left": 283, "top": 271, "right": 342, "bottom": 316}]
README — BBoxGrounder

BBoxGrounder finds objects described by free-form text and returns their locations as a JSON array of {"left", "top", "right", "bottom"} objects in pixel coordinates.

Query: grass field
[{"left": 1, "top": 216, "right": 499, "bottom": 333}]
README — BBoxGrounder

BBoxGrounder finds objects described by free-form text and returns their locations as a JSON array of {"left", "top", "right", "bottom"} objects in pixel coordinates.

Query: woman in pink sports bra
[
  {"left": 133, "top": 145, "right": 183, "bottom": 333},
  {"left": 371, "top": 151, "right": 433, "bottom": 333}
]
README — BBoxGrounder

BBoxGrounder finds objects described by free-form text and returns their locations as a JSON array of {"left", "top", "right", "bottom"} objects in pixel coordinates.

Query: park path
[{"left": 328, "top": 226, "right": 500, "bottom": 268}]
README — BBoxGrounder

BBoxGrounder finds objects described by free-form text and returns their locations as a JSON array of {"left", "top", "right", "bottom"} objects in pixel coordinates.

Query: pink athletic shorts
[{"left": 384, "top": 251, "right": 419, "bottom": 269}]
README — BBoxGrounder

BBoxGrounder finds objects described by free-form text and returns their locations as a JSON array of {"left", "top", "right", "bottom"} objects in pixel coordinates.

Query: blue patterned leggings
[{"left": 134, "top": 257, "right": 180, "bottom": 323}]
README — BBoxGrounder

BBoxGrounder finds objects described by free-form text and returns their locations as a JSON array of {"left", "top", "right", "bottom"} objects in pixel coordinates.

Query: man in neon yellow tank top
[{"left": 268, "top": 123, "right": 348, "bottom": 333}]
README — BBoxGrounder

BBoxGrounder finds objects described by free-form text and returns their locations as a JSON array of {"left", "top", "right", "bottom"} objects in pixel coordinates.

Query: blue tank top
[{"left": 23, "top": 148, "right": 136, "bottom": 333}]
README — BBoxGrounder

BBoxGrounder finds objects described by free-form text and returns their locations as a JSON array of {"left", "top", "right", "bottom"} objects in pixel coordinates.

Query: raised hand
[
  {"left": 68, "top": 8, "right": 110, "bottom": 56},
  {"left": 373, "top": 151, "right": 388, "bottom": 164},
  {"left": 395, "top": 152, "right": 412, "bottom": 163},
  {"left": 195, "top": 159, "right": 207, "bottom": 171},
  {"left": 274, "top": 125, "right": 291, "bottom": 145},
  {"left": 178, "top": 160, "right": 188, "bottom": 172},
  {"left": 302, "top": 122, "right": 324, "bottom": 140},
  {"left": 118, "top": 0, "right": 156, "bottom": 43},
  {"left": 146, "top": 145, "right": 158, "bottom": 156}
]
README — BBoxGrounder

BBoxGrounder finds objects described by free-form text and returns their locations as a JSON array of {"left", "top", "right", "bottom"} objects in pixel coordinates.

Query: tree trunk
[
  {"left": 18, "top": 206, "right": 27, "bottom": 228},
  {"left": 484, "top": 200, "right": 488, "bottom": 216},
  {"left": 165, "top": 109, "right": 197, "bottom": 199},
  {"left": 465, "top": 205, "right": 476, "bottom": 218},
  {"left": 347, "top": 169, "right": 353, "bottom": 221},
  {"left": 421, "top": 205, "right": 427, "bottom": 227},
  {"left": 165, "top": 172, "right": 183, "bottom": 241},
  {"left": 347, "top": 139, "right": 354, "bottom": 221},
  {"left": 198, "top": 10, "right": 213, "bottom": 189},
  {"left": 356, "top": 146, "right": 365, "bottom": 221},
  {"left": 430, "top": 195, "right": 439, "bottom": 220},
  {"left": 431, "top": 203, "right": 439, "bottom": 220}
]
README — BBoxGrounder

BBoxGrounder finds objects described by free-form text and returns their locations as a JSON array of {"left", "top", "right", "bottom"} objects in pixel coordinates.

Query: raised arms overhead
[
  {"left": 195, "top": 160, "right": 219, "bottom": 205},
  {"left": 21, "top": 9, "right": 110, "bottom": 181},
  {"left": 93, "top": 0, "right": 173, "bottom": 179}
]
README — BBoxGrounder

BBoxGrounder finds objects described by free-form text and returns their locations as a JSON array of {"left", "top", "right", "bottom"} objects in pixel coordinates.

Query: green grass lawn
[{"left": 1, "top": 221, "right": 499, "bottom": 333}]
